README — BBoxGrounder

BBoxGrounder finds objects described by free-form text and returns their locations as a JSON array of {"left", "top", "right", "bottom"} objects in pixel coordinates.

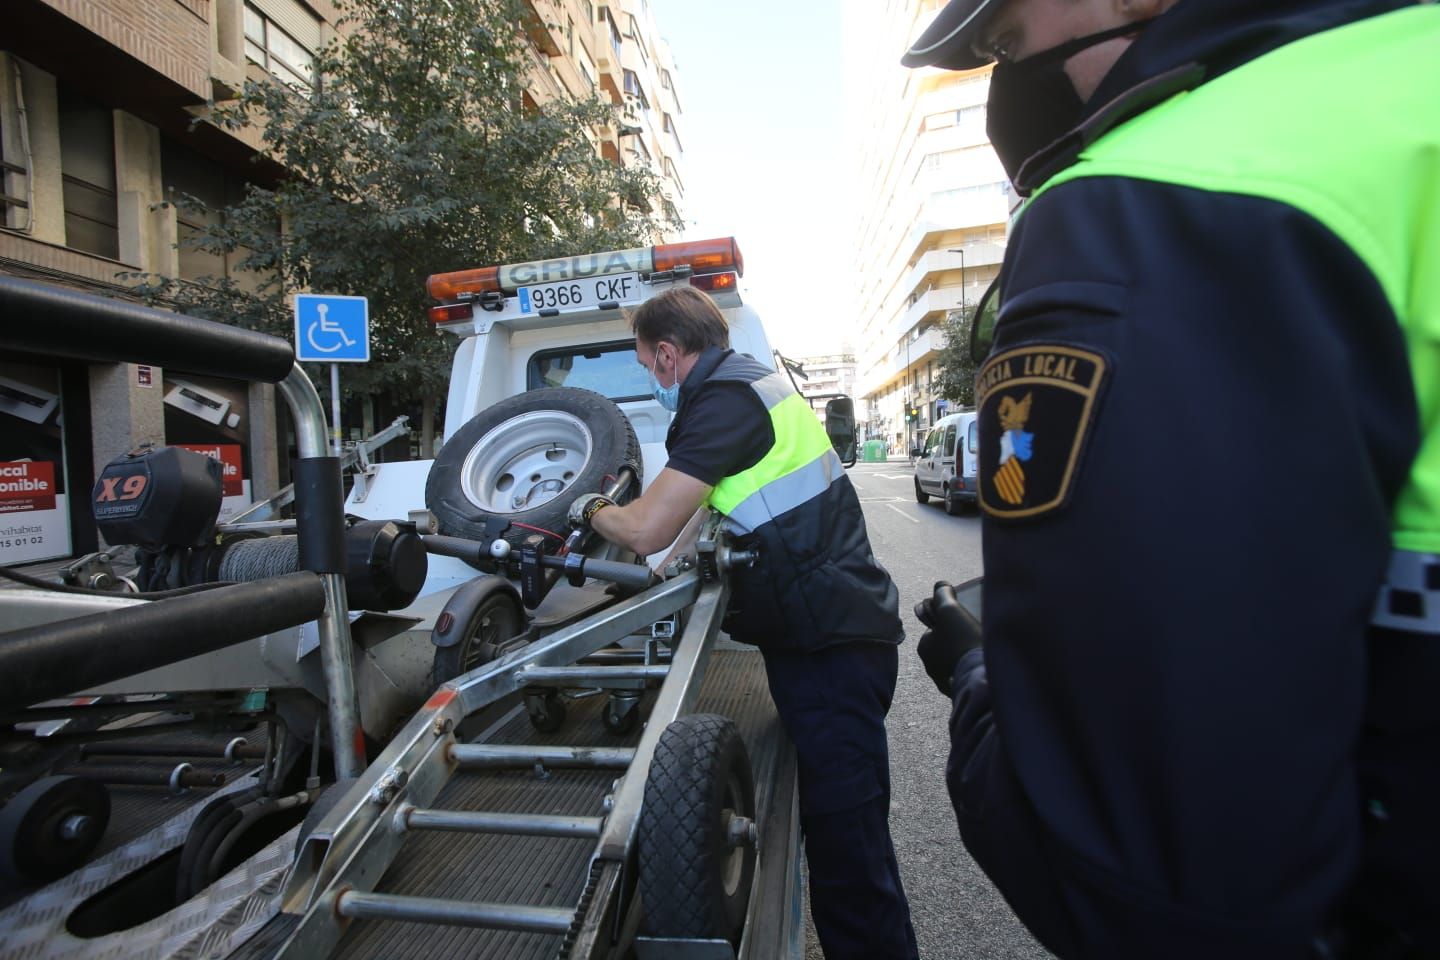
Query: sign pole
[{"left": 330, "top": 363, "right": 342, "bottom": 456}]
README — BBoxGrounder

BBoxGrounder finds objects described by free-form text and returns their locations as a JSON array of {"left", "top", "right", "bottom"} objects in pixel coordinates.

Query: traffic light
[{"left": 904, "top": 405, "right": 919, "bottom": 423}]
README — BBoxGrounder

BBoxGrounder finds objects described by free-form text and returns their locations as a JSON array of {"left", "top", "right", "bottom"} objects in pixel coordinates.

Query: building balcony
[
  {"left": 859, "top": 324, "right": 950, "bottom": 399},
  {"left": 900, "top": 285, "right": 966, "bottom": 336},
  {"left": 902, "top": 243, "right": 1006, "bottom": 301}
]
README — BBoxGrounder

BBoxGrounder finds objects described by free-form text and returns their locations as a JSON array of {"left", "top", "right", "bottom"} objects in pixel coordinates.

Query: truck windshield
[{"left": 528, "top": 340, "right": 652, "bottom": 403}]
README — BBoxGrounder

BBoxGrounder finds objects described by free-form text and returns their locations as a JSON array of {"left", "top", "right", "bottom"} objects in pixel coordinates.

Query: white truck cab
[{"left": 345, "top": 237, "right": 779, "bottom": 598}]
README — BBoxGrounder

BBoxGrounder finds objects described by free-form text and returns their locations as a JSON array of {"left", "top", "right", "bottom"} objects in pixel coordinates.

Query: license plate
[{"left": 517, "top": 272, "right": 642, "bottom": 314}]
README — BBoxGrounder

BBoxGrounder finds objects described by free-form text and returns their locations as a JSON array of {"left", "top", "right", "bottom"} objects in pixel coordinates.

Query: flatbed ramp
[{"left": 235, "top": 645, "right": 793, "bottom": 960}]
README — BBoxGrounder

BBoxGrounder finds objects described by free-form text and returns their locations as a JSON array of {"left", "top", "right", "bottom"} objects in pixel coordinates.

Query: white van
[{"left": 914, "top": 409, "right": 979, "bottom": 515}]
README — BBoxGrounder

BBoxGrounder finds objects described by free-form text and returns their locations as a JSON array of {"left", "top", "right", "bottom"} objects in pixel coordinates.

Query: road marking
[
  {"left": 873, "top": 473, "right": 912, "bottom": 480},
  {"left": 885, "top": 503, "right": 919, "bottom": 524},
  {"left": 859, "top": 496, "right": 905, "bottom": 503}
]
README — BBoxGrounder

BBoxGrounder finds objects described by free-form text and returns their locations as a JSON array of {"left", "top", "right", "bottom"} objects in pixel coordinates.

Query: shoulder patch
[{"left": 976, "top": 343, "right": 1108, "bottom": 520}]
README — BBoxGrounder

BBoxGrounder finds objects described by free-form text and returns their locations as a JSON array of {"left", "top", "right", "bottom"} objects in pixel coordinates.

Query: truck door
[
  {"left": 917, "top": 426, "right": 940, "bottom": 492},
  {"left": 941, "top": 423, "right": 957, "bottom": 488}
]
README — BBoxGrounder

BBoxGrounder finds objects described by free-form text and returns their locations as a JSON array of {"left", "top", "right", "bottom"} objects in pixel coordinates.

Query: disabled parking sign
[{"left": 295, "top": 294, "right": 369, "bottom": 363}]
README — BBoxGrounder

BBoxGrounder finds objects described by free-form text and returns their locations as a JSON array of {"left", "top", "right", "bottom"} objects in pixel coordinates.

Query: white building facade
[{"left": 843, "top": 0, "right": 1010, "bottom": 453}]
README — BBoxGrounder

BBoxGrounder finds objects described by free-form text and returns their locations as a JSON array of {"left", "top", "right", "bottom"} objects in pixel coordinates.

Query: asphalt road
[{"left": 801, "top": 461, "right": 1052, "bottom": 960}]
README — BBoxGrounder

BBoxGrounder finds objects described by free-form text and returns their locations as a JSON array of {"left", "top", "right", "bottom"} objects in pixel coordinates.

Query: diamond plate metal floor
[{"left": 330, "top": 645, "right": 782, "bottom": 960}]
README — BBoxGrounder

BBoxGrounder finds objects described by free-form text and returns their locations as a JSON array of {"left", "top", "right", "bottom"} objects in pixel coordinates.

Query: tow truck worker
[
  {"left": 568, "top": 286, "right": 918, "bottom": 960},
  {"left": 904, "top": 0, "right": 1440, "bottom": 956}
]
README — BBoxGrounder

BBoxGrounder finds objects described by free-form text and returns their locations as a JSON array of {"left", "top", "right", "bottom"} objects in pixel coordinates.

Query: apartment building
[
  {"left": 0, "top": 0, "right": 686, "bottom": 566},
  {"left": 790, "top": 351, "right": 857, "bottom": 410},
  {"left": 843, "top": 0, "right": 1010, "bottom": 453}
]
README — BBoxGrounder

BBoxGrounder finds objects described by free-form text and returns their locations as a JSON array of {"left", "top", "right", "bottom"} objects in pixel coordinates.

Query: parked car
[{"left": 913, "top": 410, "right": 978, "bottom": 515}]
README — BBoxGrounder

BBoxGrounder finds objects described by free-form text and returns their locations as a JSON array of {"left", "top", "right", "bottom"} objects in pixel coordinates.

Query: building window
[
  {"left": 244, "top": 3, "right": 314, "bottom": 89},
  {"left": 662, "top": 156, "right": 683, "bottom": 195},
  {"left": 567, "top": 15, "right": 575, "bottom": 56},
  {"left": 660, "top": 68, "right": 672, "bottom": 90},
  {"left": 600, "top": 7, "right": 622, "bottom": 58},
  {"left": 626, "top": 15, "right": 649, "bottom": 65},
  {"left": 57, "top": 87, "right": 118, "bottom": 261},
  {"left": 662, "top": 112, "right": 682, "bottom": 152},
  {"left": 622, "top": 70, "right": 649, "bottom": 111}
]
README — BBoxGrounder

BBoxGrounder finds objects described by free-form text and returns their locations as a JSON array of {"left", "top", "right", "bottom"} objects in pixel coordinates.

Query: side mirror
[
  {"left": 824, "top": 397, "right": 857, "bottom": 467},
  {"left": 910, "top": 447, "right": 922, "bottom": 459}
]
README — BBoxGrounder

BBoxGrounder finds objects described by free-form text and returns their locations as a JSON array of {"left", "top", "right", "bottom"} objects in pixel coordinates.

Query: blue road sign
[{"left": 295, "top": 294, "right": 370, "bottom": 363}]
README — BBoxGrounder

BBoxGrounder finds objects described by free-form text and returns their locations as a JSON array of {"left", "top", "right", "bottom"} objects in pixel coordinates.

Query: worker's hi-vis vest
[
  {"left": 1030, "top": 5, "right": 1440, "bottom": 634},
  {"left": 698, "top": 352, "right": 903, "bottom": 651}
]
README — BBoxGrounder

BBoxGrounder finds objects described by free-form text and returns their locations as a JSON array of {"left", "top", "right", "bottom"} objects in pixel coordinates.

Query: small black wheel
[
  {"left": 430, "top": 592, "right": 526, "bottom": 689},
  {"left": 602, "top": 696, "right": 641, "bottom": 736},
  {"left": 638, "top": 714, "right": 756, "bottom": 945},
  {"left": 914, "top": 477, "right": 930, "bottom": 504},
  {"left": 526, "top": 691, "right": 567, "bottom": 733},
  {"left": 0, "top": 776, "right": 111, "bottom": 885},
  {"left": 944, "top": 485, "right": 963, "bottom": 516}
]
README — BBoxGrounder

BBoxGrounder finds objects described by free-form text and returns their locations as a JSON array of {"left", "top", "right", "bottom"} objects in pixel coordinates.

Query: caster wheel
[
  {"left": 526, "top": 691, "right": 567, "bottom": 733},
  {"left": 602, "top": 696, "right": 641, "bottom": 736},
  {"left": 0, "top": 776, "right": 111, "bottom": 885}
]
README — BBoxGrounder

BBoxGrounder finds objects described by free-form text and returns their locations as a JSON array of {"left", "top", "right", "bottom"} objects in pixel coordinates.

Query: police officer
[
  {"left": 902, "top": 0, "right": 1439, "bottom": 957},
  {"left": 569, "top": 286, "right": 918, "bottom": 959}
]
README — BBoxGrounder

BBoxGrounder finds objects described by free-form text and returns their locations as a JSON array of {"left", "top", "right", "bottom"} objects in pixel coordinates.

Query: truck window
[
  {"left": 967, "top": 420, "right": 978, "bottom": 454},
  {"left": 923, "top": 427, "right": 941, "bottom": 455},
  {"left": 528, "top": 340, "right": 651, "bottom": 402},
  {"left": 943, "top": 425, "right": 956, "bottom": 457}
]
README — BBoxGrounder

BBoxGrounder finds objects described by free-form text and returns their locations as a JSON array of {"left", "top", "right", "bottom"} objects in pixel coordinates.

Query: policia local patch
[{"left": 976, "top": 344, "right": 1108, "bottom": 520}]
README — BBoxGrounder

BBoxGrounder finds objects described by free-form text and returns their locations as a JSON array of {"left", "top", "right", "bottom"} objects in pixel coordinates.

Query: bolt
[
  {"left": 726, "top": 815, "right": 758, "bottom": 849},
  {"left": 432, "top": 717, "right": 453, "bottom": 737},
  {"left": 369, "top": 768, "right": 410, "bottom": 805},
  {"left": 59, "top": 814, "right": 92, "bottom": 842}
]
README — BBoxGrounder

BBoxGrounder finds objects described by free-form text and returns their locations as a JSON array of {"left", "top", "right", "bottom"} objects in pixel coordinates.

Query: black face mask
[{"left": 985, "top": 21, "right": 1152, "bottom": 185}]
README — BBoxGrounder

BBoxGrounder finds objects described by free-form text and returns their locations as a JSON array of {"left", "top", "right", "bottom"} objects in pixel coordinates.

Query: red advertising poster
[
  {"left": 172, "top": 443, "right": 244, "bottom": 497},
  {"left": 0, "top": 460, "right": 57, "bottom": 513}
]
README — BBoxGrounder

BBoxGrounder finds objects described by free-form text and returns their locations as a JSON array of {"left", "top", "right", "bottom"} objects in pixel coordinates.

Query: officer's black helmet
[{"left": 902, "top": 0, "right": 1003, "bottom": 70}]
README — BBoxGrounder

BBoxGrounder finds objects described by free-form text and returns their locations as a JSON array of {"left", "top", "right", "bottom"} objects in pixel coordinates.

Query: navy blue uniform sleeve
[
  {"left": 948, "top": 176, "right": 1418, "bottom": 958},
  {"left": 665, "top": 382, "right": 773, "bottom": 485}
]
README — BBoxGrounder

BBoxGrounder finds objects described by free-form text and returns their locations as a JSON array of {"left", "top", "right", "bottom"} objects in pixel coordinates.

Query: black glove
[
  {"left": 915, "top": 580, "right": 983, "bottom": 698},
  {"left": 567, "top": 492, "right": 615, "bottom": 528}
]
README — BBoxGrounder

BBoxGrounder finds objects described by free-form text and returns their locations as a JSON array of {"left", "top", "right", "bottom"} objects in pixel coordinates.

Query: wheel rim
[
  {"left": 458, "top": 411, "right": 595, "bottom": 514},
  {"left": 720, "top": 772, "right": 747, "bottom": 898},
  {"left": 461, "top": 606, "right": 507, "bottom": 672}
]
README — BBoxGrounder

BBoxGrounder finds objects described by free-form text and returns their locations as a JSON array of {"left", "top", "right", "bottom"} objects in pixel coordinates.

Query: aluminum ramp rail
[{"left": 263, "top": 539, "right": 797, "bottom": 960}]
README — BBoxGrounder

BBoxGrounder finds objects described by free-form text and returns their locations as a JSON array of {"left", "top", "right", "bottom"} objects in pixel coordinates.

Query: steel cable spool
[{"left": 217, "top": 535, "right": 302, "bottom": 582}]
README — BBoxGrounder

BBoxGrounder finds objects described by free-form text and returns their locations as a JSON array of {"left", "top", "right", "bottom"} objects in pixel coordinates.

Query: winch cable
[{"left": 217, "top": 535, "right": 302, "bottom": 582}]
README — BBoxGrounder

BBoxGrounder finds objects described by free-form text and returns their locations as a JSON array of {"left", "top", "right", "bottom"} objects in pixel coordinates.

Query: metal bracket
[{"left": 634, "top": 939, "right": 735, "bottom": 960}]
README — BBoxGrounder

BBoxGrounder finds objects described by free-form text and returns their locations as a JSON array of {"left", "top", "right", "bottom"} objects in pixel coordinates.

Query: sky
[{"left": 645, "top": 0, "right": 849, "bottom": 360}]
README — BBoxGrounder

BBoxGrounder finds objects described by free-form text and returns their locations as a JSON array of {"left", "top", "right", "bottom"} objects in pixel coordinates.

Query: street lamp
[{"left": 948, "top": 247, "right": 967, "bottom": 314}]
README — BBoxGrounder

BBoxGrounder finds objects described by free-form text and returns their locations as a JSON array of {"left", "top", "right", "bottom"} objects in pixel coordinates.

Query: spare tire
[{"left": 426, "top": 387, "right": 641, "bottom": 547}]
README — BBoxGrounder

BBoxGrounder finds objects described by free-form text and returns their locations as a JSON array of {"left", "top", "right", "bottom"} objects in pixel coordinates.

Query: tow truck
[{"left": 0, "top": 236, "right": 857, "bottom": 959}]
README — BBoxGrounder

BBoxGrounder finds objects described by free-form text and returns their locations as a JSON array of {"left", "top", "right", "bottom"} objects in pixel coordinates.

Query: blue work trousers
[{"left": 762, "top": 641, "right": 919, "bottom": 960}]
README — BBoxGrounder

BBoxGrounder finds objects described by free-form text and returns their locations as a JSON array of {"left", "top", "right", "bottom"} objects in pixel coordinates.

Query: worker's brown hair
[{"left": 629, "top": 286, "right": 729, "bottom": 353}]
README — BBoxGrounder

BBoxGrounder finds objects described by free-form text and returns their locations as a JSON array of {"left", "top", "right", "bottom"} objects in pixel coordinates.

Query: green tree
[
  {"left": 136, "top": 0, "right": 676, "bottom": 453},
  {"left": 934, "top": 303, "right": 979, "bottom": 408}
]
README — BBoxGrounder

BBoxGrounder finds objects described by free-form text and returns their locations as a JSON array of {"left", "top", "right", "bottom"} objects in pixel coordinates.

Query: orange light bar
[
  {"left": 428, "top": 302, "right": 475, "bottom": 326},
  {"left": 690, "top": 271, "right": 738, "bottom": 292},
  {"left": 426, "top": 266, "right": 500, "bottom": 302},
  {"left": 653, "top": 237, "right": 743, "bottom": 277}
]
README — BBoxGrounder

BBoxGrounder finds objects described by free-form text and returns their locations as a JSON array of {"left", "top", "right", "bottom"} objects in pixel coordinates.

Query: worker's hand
[
  {"left": 915, "top": 580, "right": 983, "bottom": 698},
  {"left": 568, "top": 492, "right": 615, "bottom": 529}
]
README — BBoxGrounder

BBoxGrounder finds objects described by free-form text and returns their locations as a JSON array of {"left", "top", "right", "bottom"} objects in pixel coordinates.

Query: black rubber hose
[
  {"left": 0, "top": 276, "right": 295, "bottom": 383},
  {"left": 0, "top": 563, "right": 236, "bottom": 599},
  {"left": 0, "top": 572, "right": 326, "bottom": 709}
]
